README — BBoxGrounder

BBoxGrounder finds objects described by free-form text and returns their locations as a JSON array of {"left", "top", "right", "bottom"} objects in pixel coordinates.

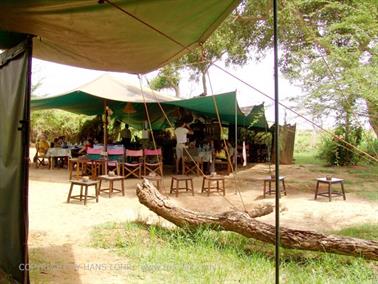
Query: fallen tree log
[{"left": 136, "top": 180, "right": 378, "bottom": 260}]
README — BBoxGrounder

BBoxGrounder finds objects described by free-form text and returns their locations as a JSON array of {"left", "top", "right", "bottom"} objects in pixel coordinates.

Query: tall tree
[
  {"left": 237, "top": 0, "right": 378, "bottom": 136},
  {"left": 151, "top": 0, "right": 378, "bottom": 136}
]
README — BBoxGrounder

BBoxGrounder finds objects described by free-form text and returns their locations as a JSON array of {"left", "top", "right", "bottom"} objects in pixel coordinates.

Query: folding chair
[
  {"left": 143, "top": 148, "right": 163, "bottom": 176},
  {"left": 107, "top": 147, "right": 124, "bottom": 175},
  {"left": 182, "top": 148, "right": 203, "bottom": 175},
  {"left": 122, "top": 149, "right": 143, "bottom": 178},
  {"left": 85, "top": 148, "right": 105, "bottom": 179}
]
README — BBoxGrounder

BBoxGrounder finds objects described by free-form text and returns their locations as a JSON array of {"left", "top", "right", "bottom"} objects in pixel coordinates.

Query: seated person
[
  {"left": 214, "top": 141, "right": 227, "bottom": 161},
  {"left": 34, "top": 134, "right": 49, "bottom": 164},
  {"left": 78, "top": 138, "right": 94, "bottom": 155},
  {"left": 214, "top": 140, "right": 235, "bottom": 162},
  {"left": 36, "top": 134, "right": 49, "bottom": 154}
]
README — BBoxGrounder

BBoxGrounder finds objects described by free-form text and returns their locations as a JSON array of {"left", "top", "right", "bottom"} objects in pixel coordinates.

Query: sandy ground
[{"left": 28, "top": 163, "right": 378, "bottom": 283}]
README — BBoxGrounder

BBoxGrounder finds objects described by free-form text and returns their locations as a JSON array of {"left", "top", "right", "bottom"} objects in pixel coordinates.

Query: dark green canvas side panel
[{"left": 0, "top": 41, "right": 30, "bottom": 283}]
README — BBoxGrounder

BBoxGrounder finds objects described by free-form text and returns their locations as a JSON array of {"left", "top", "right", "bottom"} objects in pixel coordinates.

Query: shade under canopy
[{"left": 0, "top": 0, "right": 240, "bottom": 73}]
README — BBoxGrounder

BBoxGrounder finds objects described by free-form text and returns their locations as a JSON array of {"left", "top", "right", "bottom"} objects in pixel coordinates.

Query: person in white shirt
[{"left": 174, "top": 121, "right": 193, "bottom": 174}]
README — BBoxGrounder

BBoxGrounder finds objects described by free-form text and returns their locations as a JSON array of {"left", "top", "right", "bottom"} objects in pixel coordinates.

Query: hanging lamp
[{"left": 123, "top": 102, "right": 136, "bottom": 113}]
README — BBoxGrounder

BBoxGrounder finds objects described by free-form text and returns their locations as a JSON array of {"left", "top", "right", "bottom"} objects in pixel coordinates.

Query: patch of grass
[
  {"left": 91, "top": 222, "right": 378, "bottom": 283},
  {"left": 335, "top": 224, "right": 378, "bottom": 241},
  {"left": 294, "top": 151, "right": 324, "bottom": 165}
]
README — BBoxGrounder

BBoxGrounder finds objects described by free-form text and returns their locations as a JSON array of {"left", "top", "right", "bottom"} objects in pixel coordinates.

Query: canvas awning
[
  {"left": 0, "top": 0, "right": 240, "bottom": 74},
  {"left": 31, "top": 77, "right": 267, "bottom": 130}
]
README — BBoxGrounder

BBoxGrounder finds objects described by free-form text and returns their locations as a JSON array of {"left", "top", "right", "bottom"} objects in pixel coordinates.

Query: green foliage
[
  {"left": 149, "top": 64, "right": 181, "bottom": 97},
  {"left": 90, "top": 221, "right": 377, "bottom": 283},
  {"left": 77, "top": 115, "right": 103, "bottom": 143},
  {"left": 31, "top": 110, "right": 91, "bottom": 143},
  {"left": 294, "top": 130, "right": 318, "bottom": 154},
  {"left": 359, "top": 132, "right": 378, "bottom": 159},
  {"left": 317, "top": 125, "right": 363, "bottom": 166}
]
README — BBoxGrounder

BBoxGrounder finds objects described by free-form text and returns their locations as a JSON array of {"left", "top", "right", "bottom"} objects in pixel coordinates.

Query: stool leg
[
  {"left": 109, "top": 181, "right": 113, "bottom": 198},
  {"left": 95, "top": 184, "right": 99, "bottom": 203},
  {"left": 121, "top": 179, "right": 125, "bottom": 196},
  {"left": 80, "top": 185, "right": 83, "bottom": 201},
  {"left": 282, "top": 179, "right": 287, "bottom": 196},
  {"left": 175, "top": 180, "right": 179, "bottom": 197},
  {"left": 207, "top": 179, "right": 210, "bottom": 196},
  {"left": 341, "top": 182, "right": 346, "bottom": 200},
  {"left": 170, "top": 178, "right": 174, "bottom": 194},
  {"left": 268, "top": 181, "right": 272, "bottom": 195},
  {"left": 67, "top": 183, "right": 74, "bottom": 203},
  {"left": 190, "top": 179, "right": 194, "bottom": 196},
  {"left": 201, "top": 178, "right": 205, "bottom": 193},
  {"left": 263, "top": 181, "right": 266, "bottom": 198},
  {"left": 222, "top": 179, "right": 225, "bottom": 196},
  {"left": 315, "top": 181, "right": 319, "bottom": 200},
  {"left": 84, "top": 185, "right": 88, "bottom": 205},
  {"left": 69, "top": 161, "right": 72, "bottom": 180},
  {"left": 99, "top": 179, "right": 103, "bottom": 195},
  {"left": 328, "top": 182, "right": 332, "bottom": 202}
]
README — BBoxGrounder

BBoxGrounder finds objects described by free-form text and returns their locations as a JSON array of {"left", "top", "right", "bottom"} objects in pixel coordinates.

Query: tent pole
[
  {"left": 234, "top": 92, "right": 238, "bottom": 194},
  {"left": 104, "top": 100, "right": 108, "bottom": 152},
  {"left": 273, "top": 0, "right": 280, "bottom": 283}
]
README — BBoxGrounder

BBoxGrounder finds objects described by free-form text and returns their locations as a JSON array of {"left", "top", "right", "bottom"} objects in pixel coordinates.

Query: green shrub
[
  {"left": 317, "top": 125, "right": 362, "bottom": 166},
  {"left": 359, "top": 132, "right": 378, "bottom": 159}
]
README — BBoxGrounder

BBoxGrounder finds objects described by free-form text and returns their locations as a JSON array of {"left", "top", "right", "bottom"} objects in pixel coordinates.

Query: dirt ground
[{"left": 28, "top": 162, "right": 378, "bottom": 283}]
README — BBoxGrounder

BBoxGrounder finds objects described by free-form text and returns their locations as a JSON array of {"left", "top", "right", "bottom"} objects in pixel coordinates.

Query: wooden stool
[
  {"left": 315, "top": 177, "right": 346, "bottom": 202},
  {"left": 201, "top": 175, "right": 225, "bottom": 196},
  {"left": 263, "top": 176, "right": 287, "bottom": 198},
  {"left": 67, "top": 180, "right": 99, "bottom": 205},
  {"left": 98, "top": 175, "right": 125, "bottom": 198},
  {"left": 170, "top": 175, "right": 194, "bottom": 197},
  {"left": 142, "top": 175, "right": 163, "bottom": 191}
]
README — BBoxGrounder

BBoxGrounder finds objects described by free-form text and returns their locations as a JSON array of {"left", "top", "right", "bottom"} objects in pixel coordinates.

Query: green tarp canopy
[
  {"left": 0, "top": 0, "right": 240, "bottom": 74},
  {"left": 31, "top": 80, "right": 268, "bottom": 130}
]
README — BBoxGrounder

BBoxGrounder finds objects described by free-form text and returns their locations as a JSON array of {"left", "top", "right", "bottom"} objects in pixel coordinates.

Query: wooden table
[
  {"left": 170, "top": 175, "right": 194, "bottom": 197},
  {"left": 201, "top": 175, "right": 225, "bottom": 196},
  {"left": 67, "top": 180, "right": 99, "bottom": 205},
  {"left": 315, "top": 177, "right": 346, "bottom": 202},
  {"left": 262, "top": 176, "right": 287, "bottom": 198},
  {"left": 98, "top": 175, "right": 125, "bottom": 198}
]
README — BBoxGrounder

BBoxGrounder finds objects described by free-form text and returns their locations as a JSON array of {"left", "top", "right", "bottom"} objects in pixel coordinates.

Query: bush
[
  {"left": 359, "top": 132, "right": 378, "bottom": 160},
  {"left": 317, "top": 125, "right": 362, "bottom": 166}
]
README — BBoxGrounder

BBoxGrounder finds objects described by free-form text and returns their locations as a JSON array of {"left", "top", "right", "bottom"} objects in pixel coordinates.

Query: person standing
[
  {"left": 121, "top": 124, "right": 132, "bottom": 149},
  {"left": 174, "top": 121, "right": 193, "bottom": 174}
]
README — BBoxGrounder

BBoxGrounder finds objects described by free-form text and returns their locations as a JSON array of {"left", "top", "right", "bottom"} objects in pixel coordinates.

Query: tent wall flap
[
  {"left": 0, "top": 0, "right": 241, "bottom": 73},
  {"left": 0, "top": 40, "right": 30, "bottom": 283}
]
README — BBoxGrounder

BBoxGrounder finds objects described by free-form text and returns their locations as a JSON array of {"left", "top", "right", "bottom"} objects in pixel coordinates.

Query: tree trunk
[
  {"left": 201, "top": 71, "right": 207, "bottom": 96},
  {"left": 173, "top": 85, "right": 180, "bottom": 98},
  {"left": 136, "top": 180, "right": 378, "bottom": 260}
]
